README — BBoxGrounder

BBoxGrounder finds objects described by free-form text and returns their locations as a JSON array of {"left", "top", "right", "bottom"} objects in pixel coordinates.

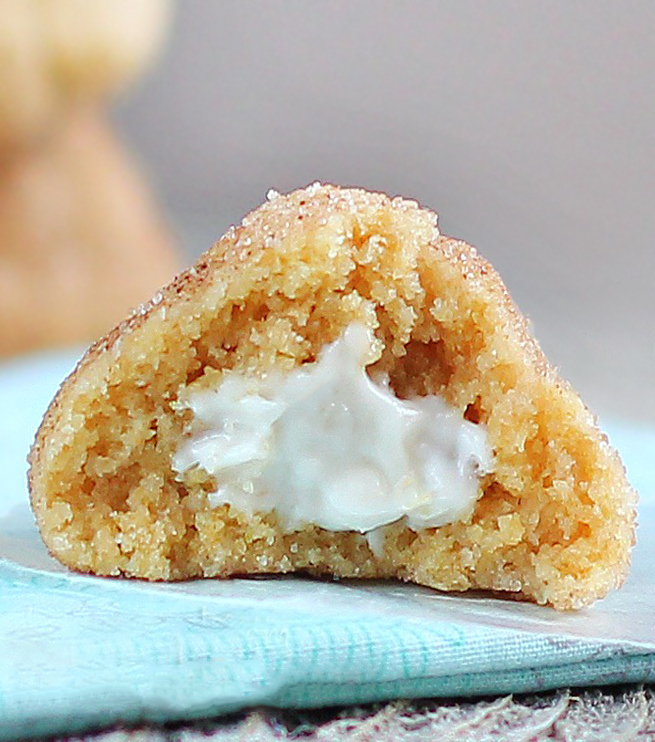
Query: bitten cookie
[{"left": 29, "top": 184, "right": 637, "bottom": 610}]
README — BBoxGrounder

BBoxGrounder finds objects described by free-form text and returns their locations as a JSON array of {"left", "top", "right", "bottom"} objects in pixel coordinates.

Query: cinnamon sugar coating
[{"left": 28, "top": 184, "right": 637, "bottom": 609}]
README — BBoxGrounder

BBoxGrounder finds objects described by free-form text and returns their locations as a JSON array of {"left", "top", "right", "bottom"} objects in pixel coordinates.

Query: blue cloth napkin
[{"left": 1, "top": 350, "right": 654, "bottom": 740}]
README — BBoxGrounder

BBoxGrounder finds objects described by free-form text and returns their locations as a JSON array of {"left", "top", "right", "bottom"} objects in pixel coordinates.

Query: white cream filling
[{"left": 172, "top": 324, "right": 493, "bottom": 555}]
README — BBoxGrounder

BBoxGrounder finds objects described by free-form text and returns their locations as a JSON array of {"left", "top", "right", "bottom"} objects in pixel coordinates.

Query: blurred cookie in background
[
  {"left": 0, "top": 0, "right": 178, "bottom": 357},
  {"left": 0, "top": 110, "right": 178, "bottom": 357}
]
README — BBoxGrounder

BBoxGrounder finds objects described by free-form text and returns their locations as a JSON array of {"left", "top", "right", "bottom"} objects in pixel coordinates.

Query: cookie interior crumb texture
[{"left": 28, "top": 184, "right": 637, "bottom": 610}]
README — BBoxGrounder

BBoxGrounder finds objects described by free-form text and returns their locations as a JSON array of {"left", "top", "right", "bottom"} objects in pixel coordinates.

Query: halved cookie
[{"left": 28, "top": 184, "right": 636, "bottom": 609}]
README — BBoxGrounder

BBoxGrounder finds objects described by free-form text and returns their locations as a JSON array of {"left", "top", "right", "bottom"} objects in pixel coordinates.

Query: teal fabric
[{"left": 1, "top": 350, "right": 654, "bottom": 740}]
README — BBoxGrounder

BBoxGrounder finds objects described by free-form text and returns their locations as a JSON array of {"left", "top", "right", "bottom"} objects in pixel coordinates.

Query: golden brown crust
[{"left": 28, "top": 183, "right": 637, "bottom": 610}]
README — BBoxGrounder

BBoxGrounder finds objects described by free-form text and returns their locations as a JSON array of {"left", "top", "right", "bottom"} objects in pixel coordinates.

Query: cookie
[
  {"left": 0, "top": 111, "right": 178, "bottom": 357},
  {"left": 28, "top": 184, "right": 637, "bottom": 609},
  {"left": 0, "top": 0, "right": 171, "bottom": 150}
]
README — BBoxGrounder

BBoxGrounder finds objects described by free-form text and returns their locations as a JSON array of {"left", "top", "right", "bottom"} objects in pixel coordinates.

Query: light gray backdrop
[{"left": 114, "top": 1, "right": 655, "bottom": 423}]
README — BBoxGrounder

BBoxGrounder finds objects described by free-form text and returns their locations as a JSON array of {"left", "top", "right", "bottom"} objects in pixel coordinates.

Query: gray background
[{"left": 114, "top": 1, "right": 655, "bottom": 423}]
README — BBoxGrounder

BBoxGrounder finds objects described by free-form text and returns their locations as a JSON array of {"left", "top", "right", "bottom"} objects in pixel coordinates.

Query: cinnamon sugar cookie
[{"left": 28, "top": 185, "right": 636, "bottom": 609}]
